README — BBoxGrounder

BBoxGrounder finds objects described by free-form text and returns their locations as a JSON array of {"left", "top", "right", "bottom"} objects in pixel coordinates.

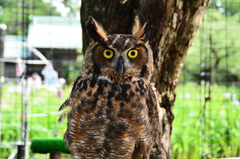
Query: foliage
[
  {"left": 209, "top": 0, "right": 240, "bottom": 15},
  {"left": 0, "top": 0, "right": 60, "bottom": 34},
  {"left": 176, "top": 7, "right": 240, "bottom": 157},
  {"left": 62, "top": 0, "right": 80, "bottom": 16},
  {"left": 172, "top": 83, "right": 240, "bottom": 159},
  {"left": 0, "top": 83, "right": 69, "bottom": 158},
  {"left": 0, "top": 0, "right": 81, "bottom": 34},
  {"left": 182, "top": 8, "right": 240, "bottom": 83}
]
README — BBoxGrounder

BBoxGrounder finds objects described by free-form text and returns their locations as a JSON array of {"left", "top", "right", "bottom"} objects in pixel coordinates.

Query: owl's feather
[
  {"left": 86, "top": 16, "right": 107, "bottom": 42},
  {"left": 60, "top": 77, "right": 159, "bottom": 158},
  {"left": 132, "top": 15, "right": 147, "bottom": 42},
  {"left": 58, "top": 75, "right": 83, "bottom": 122},
  {"left": 59, "top": 15, "right": 160, "bottom": 159}
]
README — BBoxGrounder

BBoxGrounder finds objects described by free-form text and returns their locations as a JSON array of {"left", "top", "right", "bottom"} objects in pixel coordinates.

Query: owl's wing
[{"left": 58, "top": 75, "right": 83, "bottom": 122}]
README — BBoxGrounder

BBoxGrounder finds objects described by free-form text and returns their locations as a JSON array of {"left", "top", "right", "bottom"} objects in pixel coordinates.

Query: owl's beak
[{"left": 116, "top": 57, "right": 124, "bottom": 76}]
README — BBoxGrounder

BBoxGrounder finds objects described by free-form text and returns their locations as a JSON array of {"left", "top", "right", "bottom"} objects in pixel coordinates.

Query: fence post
[
  {"left": 17, "top": 144, "right": 25, "bottom": 159},
  {"left": 0, "top": 24, "right": 7, "bottom": 142}
]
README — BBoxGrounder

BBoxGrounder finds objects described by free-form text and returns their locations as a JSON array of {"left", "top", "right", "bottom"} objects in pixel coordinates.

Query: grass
[
  {"left": 1, "top": 82, "right": 240, "bottom": 158},
  {"left": 172, "top": 83, "right": 240, "bottom": 159},
  {"left": 0, "top": 82, "right": 70, "bottom": 158}
]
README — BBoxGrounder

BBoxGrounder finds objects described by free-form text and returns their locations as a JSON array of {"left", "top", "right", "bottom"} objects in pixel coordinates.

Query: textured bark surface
[{"left": 81, "top": 0, "right": 210, "bottom": 158}]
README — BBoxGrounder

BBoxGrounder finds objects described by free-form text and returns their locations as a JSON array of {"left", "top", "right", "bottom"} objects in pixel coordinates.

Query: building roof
[{"left": 28, "top": 16, "right": 82, "bottom": 49}]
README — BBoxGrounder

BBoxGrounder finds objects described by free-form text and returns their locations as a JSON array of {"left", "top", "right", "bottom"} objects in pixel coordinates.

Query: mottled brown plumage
[{"left": 59, "top": 16, "right": 160, "bottom": 159}]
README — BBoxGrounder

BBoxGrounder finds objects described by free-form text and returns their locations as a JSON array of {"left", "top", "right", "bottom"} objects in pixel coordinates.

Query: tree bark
[{"left": 81, "top": 0, "right": 210, "bottom": 158}]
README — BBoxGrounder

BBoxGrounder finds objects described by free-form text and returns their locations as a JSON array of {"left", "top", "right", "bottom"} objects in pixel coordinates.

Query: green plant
[{"left": 172, "top": 83, "right": 240, "bottom": 158}]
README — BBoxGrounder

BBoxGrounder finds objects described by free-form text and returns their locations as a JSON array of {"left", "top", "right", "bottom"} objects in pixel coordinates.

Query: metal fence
[
  {"left": 0, "top": 0, "right": 81, "bottom": 158},
  {"left": 172, "top": 0, "right": 240, "bottom": 158},
  {"left": 0, "top": 0, "right": 240, "bottom": 159}
]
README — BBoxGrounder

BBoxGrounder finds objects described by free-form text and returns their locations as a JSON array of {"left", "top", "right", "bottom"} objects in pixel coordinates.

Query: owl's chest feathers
[
  {"left": 66, "top": 76, "right": 154, "bottom": 155},
  {"left": 74, "top": 76, "right": 149, "bottom": 116}
]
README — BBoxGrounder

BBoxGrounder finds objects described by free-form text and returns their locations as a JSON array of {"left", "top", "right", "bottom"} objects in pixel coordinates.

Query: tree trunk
[{"left": 81, "top": 0, "right": 210, "bottom": 158}]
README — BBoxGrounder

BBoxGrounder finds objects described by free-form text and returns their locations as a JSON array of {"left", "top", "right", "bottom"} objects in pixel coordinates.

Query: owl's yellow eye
[
  {"left": 103, "top": 49, "right": 114, "bottom": 59},
  {"left": 128, "top": 49, "right": 139, "bottom": 59}
]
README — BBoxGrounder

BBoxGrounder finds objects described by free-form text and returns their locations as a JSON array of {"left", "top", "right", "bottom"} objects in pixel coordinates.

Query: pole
[
  {"left": 0, "top": 24, "right": 7, "bottom": 142},
  {"left": 17, "top": 144, "right": 25, "bottom": 159},
  {"left": 21, "top": 0, "right": 29, "bottom": 158}
]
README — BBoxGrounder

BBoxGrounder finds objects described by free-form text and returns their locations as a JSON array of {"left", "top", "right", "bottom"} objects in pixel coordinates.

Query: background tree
[
  {"left": 182, "top": 0, "right": 240, "bottom": 84},
  {"left": 208, "top": 0, "right": 240, "bottom": 15},
  {"left": 81, "top": 0, "right": 210, "bottom": 158},
  {"left": 0, "top": 0, "right": 60, "bottom": 34}
]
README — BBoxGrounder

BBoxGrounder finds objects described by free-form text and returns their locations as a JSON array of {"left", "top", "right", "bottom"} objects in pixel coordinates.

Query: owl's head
[{"left": 83, "top": 16, "right": 153, "bottom": 84}]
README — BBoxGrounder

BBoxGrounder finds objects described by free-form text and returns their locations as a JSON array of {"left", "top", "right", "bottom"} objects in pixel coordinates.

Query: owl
[{"left": 59, "top": 15, "right": 160, "bottom": 159}]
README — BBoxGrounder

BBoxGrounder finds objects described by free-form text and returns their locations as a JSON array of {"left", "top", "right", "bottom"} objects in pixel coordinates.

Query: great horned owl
[{"left": 59, "top": 15, "right": 160, "bottom": 159}]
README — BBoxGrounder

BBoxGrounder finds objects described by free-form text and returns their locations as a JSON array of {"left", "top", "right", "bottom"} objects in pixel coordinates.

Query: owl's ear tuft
[
  {"left": 86, "top": 16, "right": 107, "bottom": 42},
  {"left": 132, "top": 15, "right": 148, "bottom": 42}
]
